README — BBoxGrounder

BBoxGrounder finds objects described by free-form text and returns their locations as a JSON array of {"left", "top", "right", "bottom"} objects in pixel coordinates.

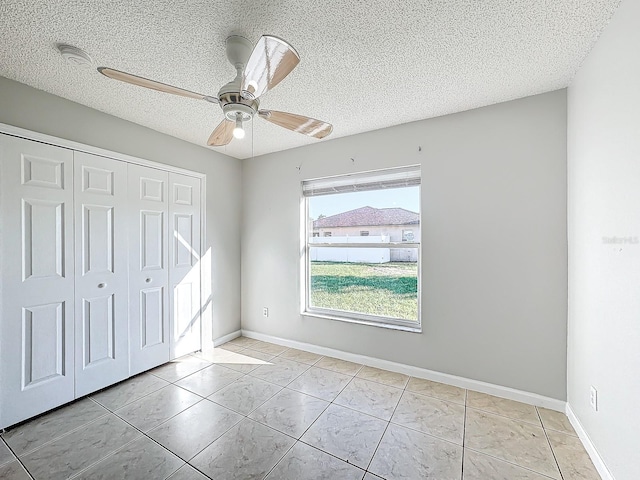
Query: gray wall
[
  {"left": 242, "top": 90, "right": 568, "bottom": 400},
  {"left": 0, "top": 76, "right": 242, "bottom": 343},
  {"left": 567, "top": 0, "right": 640, "bottom": 477}
]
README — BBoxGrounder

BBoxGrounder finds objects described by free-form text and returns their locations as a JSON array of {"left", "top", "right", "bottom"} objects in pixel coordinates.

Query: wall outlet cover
[{"left": 589, "top": 386, "right": 598, "bottom": 411}]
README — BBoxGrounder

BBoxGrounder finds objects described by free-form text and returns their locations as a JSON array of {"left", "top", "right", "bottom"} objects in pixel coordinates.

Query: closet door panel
[
  {"left": 0, "top": 135, "right": 75, "bottom": 429},
  {"left": 140, "top": 286, "right": 164, "bottom": 347},
  {"left": 74, "top": 152, "right": 129, "bottom": 396},
  {"left": 169, "top": 174, "right": 202, "bottom": 358},
  {"left": 129, "top": 164, "right": 170, "bottom": 375}
]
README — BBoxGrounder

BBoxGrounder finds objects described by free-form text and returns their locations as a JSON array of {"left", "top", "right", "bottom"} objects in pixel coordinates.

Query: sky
[{"left": 309, "top": 186, "right": 420, "bottom": 219}]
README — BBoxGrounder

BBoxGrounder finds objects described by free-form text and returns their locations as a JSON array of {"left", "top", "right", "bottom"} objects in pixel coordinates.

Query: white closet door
[
  {"left": 74, "top": 152, "right": 129, "bottom": 396},
  {"left": 128, "top": 164, "right": 170, "bottom": 375},
  {"left": 169, "top": 173, "right": 202, "bottom": 358},
  {"left": 0, "top": 135, "right": 75, "bottom": 429}
]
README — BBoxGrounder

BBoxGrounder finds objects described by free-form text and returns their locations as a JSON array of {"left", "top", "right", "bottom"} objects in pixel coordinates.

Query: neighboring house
[
  {"left": 313, "top": 206, "right": 420, "bottom": 242},
  {"left": 312, "top": 206, "right": 420, "bottom": 262}
]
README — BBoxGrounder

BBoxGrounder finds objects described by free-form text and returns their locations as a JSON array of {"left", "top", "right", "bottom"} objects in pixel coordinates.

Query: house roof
[{"left": 313, "top": 206, "right": 419, "bottom": 228}]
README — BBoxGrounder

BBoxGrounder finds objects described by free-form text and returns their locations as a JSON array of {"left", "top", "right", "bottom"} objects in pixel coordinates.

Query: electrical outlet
[
  {"left": 590, "top": 386, "right": 598, "bottom": 411},
  {"left": 262, "top": 307, "right": 269, "bottom": 318}
]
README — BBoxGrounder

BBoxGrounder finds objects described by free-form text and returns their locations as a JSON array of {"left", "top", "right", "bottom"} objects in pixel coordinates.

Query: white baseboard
[
  {"left": 566, "top": 404, "right": 614, "bottom": 480},
  {"left": 213, "top": 329, "right": 242, "bottom": 348},
  {"left": 241, "top": 329, "right": 566, "bottom": 412}
]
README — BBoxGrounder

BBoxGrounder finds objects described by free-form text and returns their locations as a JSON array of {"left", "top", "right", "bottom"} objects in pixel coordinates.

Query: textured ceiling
[{"left": 0, "top": 0, "right": 620, "bottom": 159}]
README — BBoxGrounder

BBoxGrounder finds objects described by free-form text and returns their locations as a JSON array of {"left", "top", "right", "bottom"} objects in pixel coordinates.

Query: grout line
[
  {"left": 298, "top": 436, "right": 372, "bottom": 472},
  {"left": 462, "top": 389, "right": 469, "bottom": 440},
  {"left": 267, "top": 356, "right": 369, "bottom": 473},
  {"left": 461, "top": 388, "right": 468, "bottom": 480},
  {"left": 295, "top": 400, "right": 332, "bottom": 442},
  {"left": 285, "top": 379, "right": 348, "bottom": 403},
  {"left": 1, "top": 437, "right": 35, "bottom": 480},
  {"left": 265, "top": 450, "right": 298, "bottom": 479},
  {"left": 170, "top": 464, "right": 213, "bottom": 480},
  {"left": 353, "top": 372, "right": 410, "bottom": 390},
  {"left": 89, "top": 380, "right": 172, "bottom": 412},
  {"left": 363, "top": 412, "right": 391, "bottom": 472},
  {"left": 260, "top": 437, "right": 299, "bottom": 479},
  {"left": 177, "top": 417, "right": 243, "bottom": 467},
  {"left": 313, "top": 363, "right": 361, "bottom": 376},
  {"left": 6, "top": 411, "right": 113, "bottom": 458},
  {"left": 112, "top": 392, "right": 207, "bottom": 436},
  {"left": 324, "top": 395, "right": 393, "bottom": 424},
  {"left": 276, "top": 348, "right": 324, "bottom": 366},
  {"left": 66, "top": 435, "right": 145, "bottom": 479},
  {"left": 536, "top": 406, "right": 565, "bottom": 480},
  {"left": 463, "top": 446, "right": 560, "bottom": 480},
  {"left": 363, "top": 373, "right": 407, "bottom": 473},
  {"left": 363, "top": 368, "right": 409, "bottom": 478},
  {"left": 96, "top": 405, "right": 215, "bottom": 480},
  {"left": 398, "top": 385, "right": 466, "bottom": 407},
  {"left": 464, "top": 404, "right": 544, "bottom": 427},
  {"left": 150, "top": 364, "right": 214, "bottom": 384},
  {"left": 206, "top": 373, "right": 285, "bottom": 418},
  {"left": 384, "top": 418, "right": 465, "bottom": 449}
]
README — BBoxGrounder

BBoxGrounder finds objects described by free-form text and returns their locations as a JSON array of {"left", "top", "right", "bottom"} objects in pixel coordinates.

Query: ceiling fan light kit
[
  {"left": 97, "top": 34, "right": 332, "bottom": 147},
  {"left": 232, "top": 114, "right": 246, "bottom": 139}
]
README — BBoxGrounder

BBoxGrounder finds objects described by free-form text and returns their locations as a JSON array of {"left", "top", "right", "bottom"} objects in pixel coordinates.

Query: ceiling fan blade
[
  {"left": 258, "top": 110, "right": 332, "bottom": 139},
  {"left": 98, "top": 67, "right": 215, "bottom": 102},
  {"left": 242, "top": 36, "right": 300, "bottom": 99},
  {"left": 207, "top": 119, "right": 235, "bottom": 146}
]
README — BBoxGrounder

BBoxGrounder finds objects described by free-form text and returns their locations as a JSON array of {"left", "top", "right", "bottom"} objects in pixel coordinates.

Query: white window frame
[{"left": 301, "top": 165, "right": 421, "bottom": 332}]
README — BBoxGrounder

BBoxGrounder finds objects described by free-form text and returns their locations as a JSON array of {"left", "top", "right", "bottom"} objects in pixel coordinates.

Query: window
[
  {"left": 402, "top": 230, "right": 414, "bottom": 242},
  {"left": 302, "top": 165, "right": 421, "bottom": 331}
]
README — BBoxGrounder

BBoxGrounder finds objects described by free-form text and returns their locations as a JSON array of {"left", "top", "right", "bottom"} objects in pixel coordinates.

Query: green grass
[{"left": 310, "top": 261, "right": 418, "bottom": 321}]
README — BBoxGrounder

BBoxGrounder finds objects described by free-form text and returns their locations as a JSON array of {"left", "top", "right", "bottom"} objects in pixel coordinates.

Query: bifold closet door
[
  {"left": 0, "top": 135, "right": 75, "bottom": 429},
  {"left": 169, "top": 173, "right": 202, "bottom": 358},
  {"left": 74, "top": 152, "right": 129, "bottom": 396},
  {"left": 128, "top": 164, "right": 170, "bottom": 375}
]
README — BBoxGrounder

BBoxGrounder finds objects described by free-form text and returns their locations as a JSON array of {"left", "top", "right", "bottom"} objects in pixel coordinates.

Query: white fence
[{"left": 310, "top": 235, "right": 392, "bottom": 263}]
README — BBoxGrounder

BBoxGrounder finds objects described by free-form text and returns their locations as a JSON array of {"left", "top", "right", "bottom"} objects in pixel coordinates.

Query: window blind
[{"left": 302, "top": 165, "right": 421, "bottom": 197}]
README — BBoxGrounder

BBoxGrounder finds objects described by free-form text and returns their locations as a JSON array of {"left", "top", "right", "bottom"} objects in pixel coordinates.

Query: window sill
[{"left": 302, "top": 310, "right": 422, "bottom": 333}]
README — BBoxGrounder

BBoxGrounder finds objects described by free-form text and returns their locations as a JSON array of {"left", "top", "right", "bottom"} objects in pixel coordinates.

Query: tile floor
[{"left": 0, "top": 337, "right": 601, "bottom": 480}]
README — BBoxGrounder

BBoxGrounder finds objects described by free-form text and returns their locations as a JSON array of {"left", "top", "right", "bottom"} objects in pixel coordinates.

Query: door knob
[
  {"left": 98, "top": 283, "right": 106, "bottom": 288},
  {"left": 145, "top": 278, "right": 152, "bottom": 283}
]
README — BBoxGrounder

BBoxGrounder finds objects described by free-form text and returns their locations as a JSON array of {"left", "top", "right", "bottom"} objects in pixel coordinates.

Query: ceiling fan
[{"left": 97, "top": 35, "right": 333, "bottom": 146}]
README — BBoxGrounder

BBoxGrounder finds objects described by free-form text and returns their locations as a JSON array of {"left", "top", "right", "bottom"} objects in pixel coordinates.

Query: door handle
[
  {"left": 98, "top": 283, "right": 107, "bottom": 288},
  {"left": 145, "top": 278, "right": 152, "bottom": 283}
]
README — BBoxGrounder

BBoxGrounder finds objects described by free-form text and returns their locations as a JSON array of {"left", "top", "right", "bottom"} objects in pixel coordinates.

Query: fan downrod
[{"left": 218, "top": 35, "right": 258, "bottom": 123}]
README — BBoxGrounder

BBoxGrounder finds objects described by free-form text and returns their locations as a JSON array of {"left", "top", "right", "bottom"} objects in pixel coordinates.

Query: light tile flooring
[{"left": 0, "top": 337, "right": 601, "bottom": 480}]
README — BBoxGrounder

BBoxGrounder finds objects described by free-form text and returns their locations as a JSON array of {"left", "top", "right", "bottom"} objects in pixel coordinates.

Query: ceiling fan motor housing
[
  {"left": 218, "top": 84, "right": 259, "bottom": 121},
  {"left": 219, "top": 35, "right": 259, "bottom": 121}
]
